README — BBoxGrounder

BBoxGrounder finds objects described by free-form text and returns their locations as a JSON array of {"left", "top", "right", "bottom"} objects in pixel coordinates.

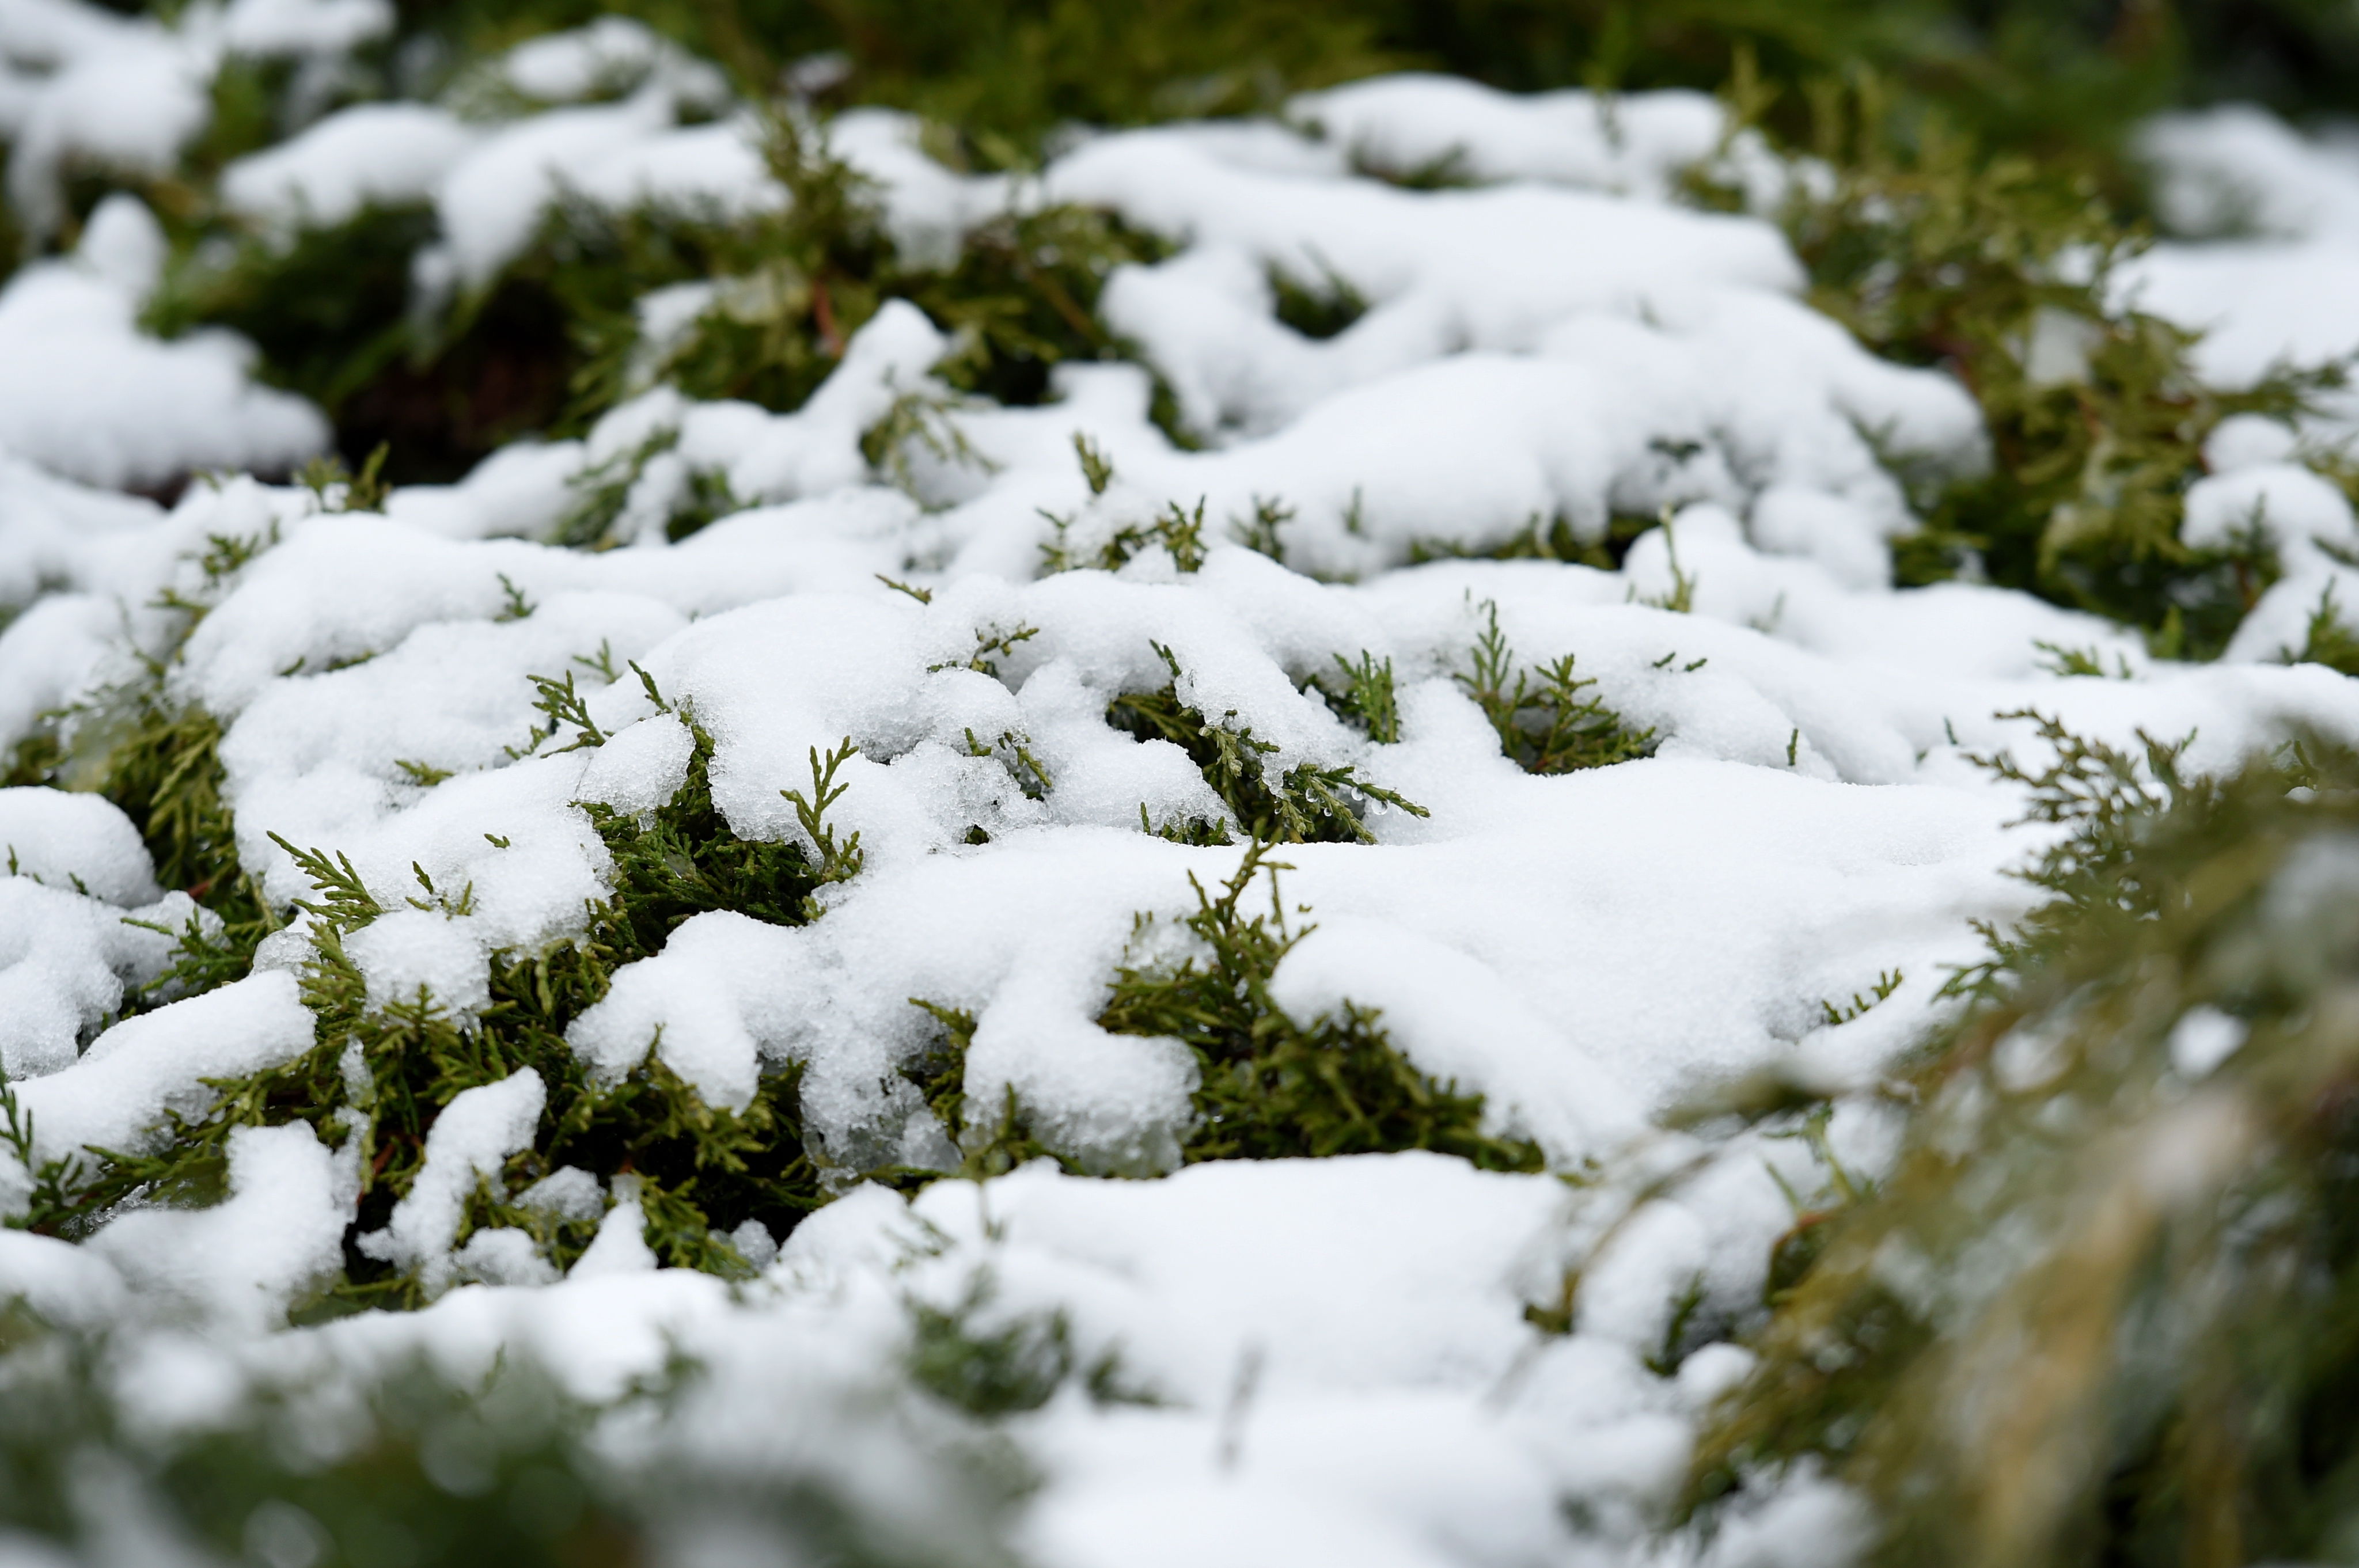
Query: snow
[
  {"left": 499, "top": 16, "right": 729, "bottom": 110},
  {"left": 0, "top": 788, "right": 159, "bottom": 904},
  {"left": 358, "top": 1066, "right": 545, "bottom": 1296},
  {"left": 88, "top": 1120, "right": 350, "bottom": 1331},
  {"left": 222, "top": 101, "right": 480, "bottom": 229},
  {"left": 428, "top": 94, "right": 776, "bottom": 290},
  {"left": 0, "top": 196, "right": 329, "bottom": 487},
  {"left": 344, "top": 906, "right": 492, "bottom": 1018},
  {"left": 2, "top": 971, "right": 314, "bottom": 1182},
  {"left": 0, "top": 9, "right": 206, "bottom": 237},
  {"left": 0, "top": 29, "right": 2354, "bottom": 1568},
  {"left": 2122, "top": 105, "right": 2359, "bottom": 421},
  {"left": 1293, "top": 73, "right": 1728, "bottom": 199},
  {"left": 0, "top": 876, "right": 192, "bottom": 1077}
]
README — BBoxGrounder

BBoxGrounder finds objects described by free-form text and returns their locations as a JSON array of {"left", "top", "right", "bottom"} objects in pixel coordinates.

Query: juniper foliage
[
  {"left": 907, "top": 1275, "right": 1157, "bottom": 1417},
  {"left": 385, "top": 1, "right": 2359, "bottom": 166},
  {"left": 1319, "top": 650, "right": 1402, "bottom": 745},
  {"left": 3, "top": 688, "right": 276, "bottom": 1008},
  {"left": 889, "top": 1000, "right": 1069, "bottom": 1186},
  {"left": 1454, "top": 602, "right": 1658, "bottom": 774},
  {"left": 149, "top": 109, "right": 1170, "bottom": 488},
  {"left": 2286, "top": 579, "right": 2359, "bottom": 676},
  {"left": 1105, "top": 642, "right": 1427, "bottom": 844},
  {"left": 1099, "top": 840, "right": 1541, "bottom": 1168},
  {"left": 1040, "top": 499, "right": 1210, "bottom": 575},
  {"left": 1686, "top": 729, "right": 2359, "bottom": 1568}
]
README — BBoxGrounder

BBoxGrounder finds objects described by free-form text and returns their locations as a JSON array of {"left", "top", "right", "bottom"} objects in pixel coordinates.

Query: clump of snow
[
  {"left": 569, "top": 1184, "right": 657, "bottom": 1278},
  {"left": 0, "top": 878, "right": 194, "bottom": 1078},
  {"left": 88, "top": 1121, "right": 349, "bottom": 1331},
  {"left": 498, "top": 16, "right": 727, "bottom": 110},
  {"left": 0, "top": 195, "right": 329, "bottom": 487},
  {"left": 0, "top": 788, "right": 160, "bottom": 904},
  {"left": 358, "top": 1067, "right": 545, "bottom": 1296},
  {"left": 221, "top": 101, "right": 480, "bottom": 229},
  {"left": 0, "top": 792, "right": 201, "bottom": 1078},
  {"left": 213, "top": 0, "right": 393, "bottom": 58},
  {"left": 343, "top": 907, "right": 491, "bottom": 1018},
  {"left": 1, "top": 972, "right": 314, "bottom": 1195},
  {"left": 427, "top": 94, "right": 776, "bottom": 291},
  {"left": 0, "top": 7, "right": 207, "bottom": 237},
  {"left": 2183, "top": 462, "right": 2359, "bottom": 661}
]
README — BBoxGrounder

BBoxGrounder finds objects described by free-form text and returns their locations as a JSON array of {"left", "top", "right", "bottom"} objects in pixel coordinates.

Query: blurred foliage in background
[
  {"left": 380, "top": 0, "right": 2359, "bottom": 165},
  {"left": 88, "top": 0, "right": 2359, "bottom": 656},
  {"left": 58, "top": 1, "right": 2354, "bottom": 661}
]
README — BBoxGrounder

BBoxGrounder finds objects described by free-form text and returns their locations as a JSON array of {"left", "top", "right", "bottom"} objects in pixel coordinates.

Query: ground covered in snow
[{"left": 2, "top": 5, "right": 2359, "bottom": 1566}]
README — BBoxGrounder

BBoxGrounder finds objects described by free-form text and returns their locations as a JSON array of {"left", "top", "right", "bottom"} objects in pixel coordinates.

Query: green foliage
[
  {"left": 298, "top": 441, "right": 393, "bottom": 514},
  {"left": 1940, "top": 708, "right": 2198, "bottom": 999},
  {"left": 910, "top": 205, "right": 1175, "bottom": 407},
  {"left": 0, "top": 1085, "right": 81, "bottom": 1236},
  {"left": 1027, "top": 432, "right": 1221, "bottom": 568},
  {"left": 2032, "top": 639, "right": 2135, "bottom": 679},
  {"left": 862, "top": 388, "right": 1006, "bottom": 502},
  {"left": 1687, "top": 728, "right": 2359, "bottom": 1567},
  {"left": 1319, "top": 650, "right": 1401, "bottom": 745},
  {"left": 596, "top": 193, "right": 1169, "bottom": 434},
  {"left": 889, "top": 1001, "right": 1070, "bottom": 1185},
  {"left": 2284, "top": 578, "right": 2359, "bottom": 675},
  {"left": 591, "top": 717, "right": 865, "bottom": 939},
  {"left": 1820, "top": 969, "right": 1904, "bottom": 1028},
  {"left": 1229, "top": 494, "right": 1296, "bottom": 564},
  {"left": 1106, "top": 642, "right": 1427, "bottom": 844},
  {"left": 0, "top": 511, "right": 318, "bottom": 1012},
  {"left": 714, "top": 0, "right": 1390, "bottom": 149},
  {"left": 385, "top": 0, "right": 2359, "bottom": 174},
  {"left": 907, "top": 1275, "right": 1155, "bottom": 1417},
  {"left": 550, "top": 426, "right": 742, "bottom": 548},
  {"left": 1099, "top": 838, "right": 1542, "bottom": 1168},
  {"left": 1268, "top": 261, "right": 1367, "bottom": 340},
  {"left": 1071, "top": 432, "right": 1116, "bottom": 496},
  {"left": 158, "top": 1360, "right": 644, "bottom": 1567},
  {"left": 1750, "top": 1100, "right": 1878, "bottom": 1313},
  {"left": 897, "top": 840, "right": 1540, "bottom": 1179},
  {"left": 1041, "top": 498, "right": 1209, "bottom": 575},
  {"left": 1454, "top": 601, "right": 1658, "bottom": 774},
  {"left": 147, "top": 204, "right": 431, "bottom": 408},
  {"left": 115, "top": 3, "right": 2359, "bottom": 638},
  {"left": 1, "top": 676, "right": 278, "bottom": 1008},
  {"left": 78, "top": 697, "right": 237, "bottom": 896},
  {"left": 1406, "top": 510, "right": 1630, "bottom": 572},
  {"left": 151, "top": 97, "right": 1170, "bottom": 484}
]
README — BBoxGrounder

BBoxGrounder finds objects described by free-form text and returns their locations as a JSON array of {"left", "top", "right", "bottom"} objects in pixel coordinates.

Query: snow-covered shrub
[{"left": 9, "top": 5, "right": 2359, "bottom": 1567}]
